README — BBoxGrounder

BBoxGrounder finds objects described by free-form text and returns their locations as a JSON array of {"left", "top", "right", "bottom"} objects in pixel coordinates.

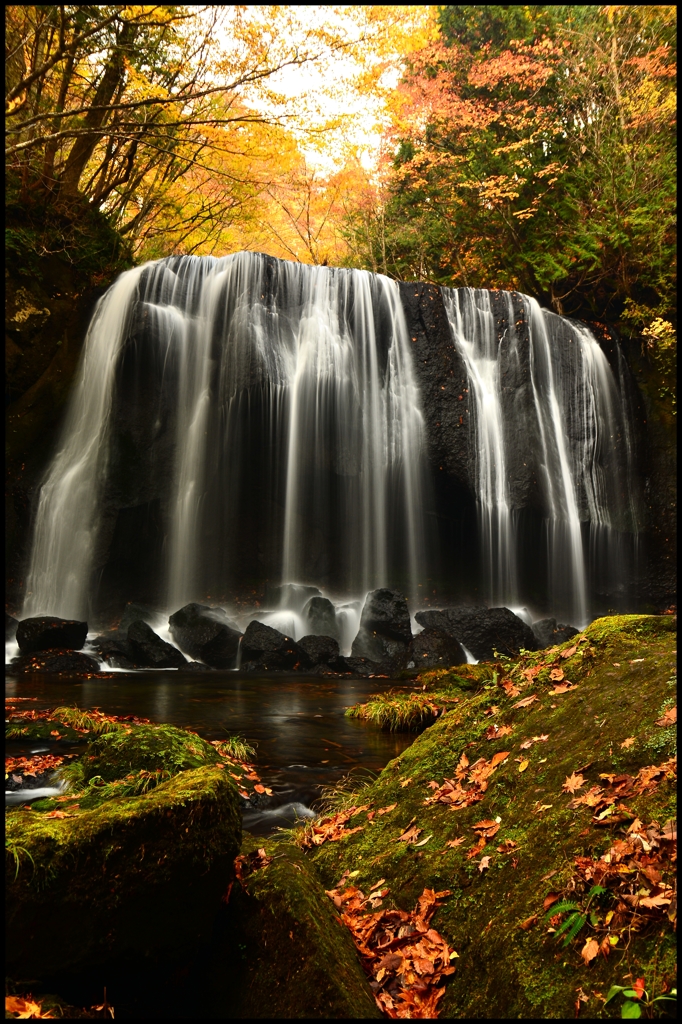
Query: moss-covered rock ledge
[
  {"left": 302, "top": 614, "right": 677, "bottom": 1019},
  {"left": 6, "top": 720, "right": 242, "bottom": 981}
]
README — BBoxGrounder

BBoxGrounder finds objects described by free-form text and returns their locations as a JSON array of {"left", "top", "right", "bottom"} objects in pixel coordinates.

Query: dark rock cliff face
[
  {"left": 399, "top": 281, "right": 676, "bottom": 613},
  {"left": 5, "top": 261, "right": 676, "bottom": 615}
]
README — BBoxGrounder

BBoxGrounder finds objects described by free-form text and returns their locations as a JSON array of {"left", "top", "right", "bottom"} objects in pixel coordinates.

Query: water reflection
[{"left": 5, "top": 670, "right": 415, "bottom": 834}]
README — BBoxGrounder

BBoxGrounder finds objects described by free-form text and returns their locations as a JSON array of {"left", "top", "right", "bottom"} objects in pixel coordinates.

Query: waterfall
[
  {"left": 441, "top": 287, "right": 638, "bottom": 626},
  {"left": 23, "top": 253, "right": 428, "bottom": 621}
]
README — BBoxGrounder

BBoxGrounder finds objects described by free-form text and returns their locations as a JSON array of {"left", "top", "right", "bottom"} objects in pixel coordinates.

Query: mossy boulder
[
  {"left": 205, "top": 835, "right": 381, "bottom": 1019},
  {"left": 7, "top": 726, "right": 241, "bottom": 981},
  {"left": 306, "top": 615, "right": 677, "bottom": 1019}
]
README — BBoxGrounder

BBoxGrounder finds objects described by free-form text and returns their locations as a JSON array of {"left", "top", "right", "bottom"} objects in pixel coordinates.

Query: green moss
[
  {"left": 205, "top": 834, "right": 381, "bottom": 1019},
  {"left": 6, "top": 766, "right": 241, "bottom": 980},
  {"left": 302, "top": 615, "right": 677, "bottom": 1019}
]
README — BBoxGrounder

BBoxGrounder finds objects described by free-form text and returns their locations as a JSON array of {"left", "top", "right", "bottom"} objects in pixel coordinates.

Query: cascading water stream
[
  {"left": 23, "top": 253, "right": 428, "bottom": 624},
  {"left": 441, "top": 287, "right": 639, "bottom": 626},
  {"left": 441, "top": 288, "right": 517, "bottom": 607}
]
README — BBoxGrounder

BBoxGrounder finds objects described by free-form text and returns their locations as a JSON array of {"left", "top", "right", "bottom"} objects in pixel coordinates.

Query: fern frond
[
  {"left": 561, "top": 913, "right": 587, "bottom": 947},
  {"left": 543, "top": 899, "right": 578, "bottom": 921}
]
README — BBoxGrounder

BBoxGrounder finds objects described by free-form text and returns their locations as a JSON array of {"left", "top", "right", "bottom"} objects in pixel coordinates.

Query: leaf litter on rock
[{"left": 325, "top": 882, "right": 455, "bottom": 1018}]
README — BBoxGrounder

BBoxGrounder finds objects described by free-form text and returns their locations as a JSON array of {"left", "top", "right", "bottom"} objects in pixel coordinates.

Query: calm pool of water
[{"left": 5, "top": 670, "right": 416, "bottom": 834}]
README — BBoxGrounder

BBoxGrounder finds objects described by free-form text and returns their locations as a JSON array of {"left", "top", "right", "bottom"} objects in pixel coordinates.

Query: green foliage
[
  {"left": 352, "top": 5, "right": 676, "bottom": 329},
  {"left": 5, "top": 171, "right": 132, "bottom": 286},
  {"left": 605, "top": 983, "right": 677, "bottom": 1019},
  {"left": 543, "top": 885, "right": 607, "bottom": 947}
]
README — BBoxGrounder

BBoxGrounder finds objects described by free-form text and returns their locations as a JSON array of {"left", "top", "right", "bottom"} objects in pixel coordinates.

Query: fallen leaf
[
  {"left": 369, "top": 878, "right": 386, "bottom": 891},
  {"left": 549, "top": 668, "right": 565, "bottom": 682},
  {"left": 472, "top": 819, "right": 500, "bottom": 838},
  {"left": 414, "top": 834, "right": 433, "bottom": 847},
  {"left": 488, "top": 750, "right": 511, "bottom": 770},
  {"left": 4, "top": 996, "right": 55, "bottom": 1018},
  {"left": 478, "top": 855, "right": 491, "bottom": 872},
  {"left": 484, "top": 724, "right": 499, "bottom": 740},
  {"left": 551, "top": 682, "right": 577, "bottom": 694},
  {"left": 511, "top": 694, "right": 537, "bottom": 710},
  {"left": 400, "top": 777, "right": 413, "bottom": 788},
  {"left": 254, "top": 784, "right": 266, "bottom": 794},
  {"left": 500, "top": 679, "right": 521, "bottom": 698},
  {"left": 560, "top": 645, "right": 578, "bottom": 659},
  {"left": 519, "top": 915, "right": 538, "bottom": 930},
  {"left": 497, "top": 838, "right": 517, "bottom": 852},
  {"left": 580, "top": 938, "right": 599, "bottom": 964},
  {"left": 466, "top": 836, "right": 486, "bottom": 859},
  {"left": 518, "top": 759, "right": 529, "bottom": 773},
  {"left": 397, "top": 825, "right": 423, "bottom": 844},
  {"left": 562, "top": 772, "right": 586, "bottom": 794},
  {"left": 543, "top": 892, "right": 561, "bottom": 911},
  {"left": 497, "top": 724, "right": 513, "bottom": 737},
  {"left": 519, "top": 739, "right": 533, "bottom": 750},
  {"left": 377, "top": 803, "right": 397, "bottom": 814},
  {"left": 655, "top": 706, "right": 676, "bottom": 727},
  {"left": 639, "top": 890, "right": 672, "bottom": 909},
  {"left": 620, "top": 737, "right": 636, "bottom": 749},
  {"left": 445, "top": 837, "right": 465, "bottom": 848},
  {"left": 43, "top": 809, "right": 75, "bottom": 819}
]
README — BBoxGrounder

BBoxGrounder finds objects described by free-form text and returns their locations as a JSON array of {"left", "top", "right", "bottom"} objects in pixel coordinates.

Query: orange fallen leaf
[
  {"left": 549, "top": 668, "right": 565, "bottom": 682},
  {"left": 445, "top": 837, "right": 465, "bottom": 848},
  {"left": 519, "top": 915, "right": 538, "bottom": 930},
  {"left": 478, "top": 855, "right": 491, "bottom": 872},
  {"left": 5, "top": 996, "right": 55, "bottom": 1018},
  {"left": 377, "top": 803, "right": 397, "bottom": 815},
  {"left": 560, "top": 645, "right": 578, "bottom": 659},
  {"left": 369, "top": 878, "right": 386, "bottom": 891},
  {"left": 631, "top": 978, "right": 646, "bottom": 1000},
  {"left": 43, "top": 809, "right": 75, "bottom": 819},
  {"left": 620, "top": 737, "right": 636, "bottom": 749},
  {"left": 511, "top": 694, "right": 537, "bottom": 710},
  {"left": 497, "top": 838, "right": 517, "bottom": 851},
  {"left": 400, "top": 778, "right": 413, "bottom": 788},
  {"left": 466, "top": 836, "right": 486, "bottom": 859},
  {"left": 543, "top": 892, "right": 561, "bottom": 911},
  {"left": 655, "top": 706, "right": 676, "bottom": 727},
  {"left": 562, "top": 772, "right": 586, "bottom": 794},
  {"left": 551, "top": 682, "right": 577, "bottom": 694},
  {"left": 580, "top": 938, "right": 599, "bottom": 964}
]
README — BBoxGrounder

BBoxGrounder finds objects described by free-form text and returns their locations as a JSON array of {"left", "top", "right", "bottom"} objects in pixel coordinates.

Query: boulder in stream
[
  {"left": 407, "top": 628, "right": 466, "bottom": 669},
  {"left": 169, "top": 603, "right": 242, "bottom": 668},
  {"left": 358, "top": 588, "right": 412, "bottom": 644},
  {"left": 126, "top": 620, "right": 187, "bottom": 668},
  {"left": 91, "top": 634, "right": 138, "bottom": 669},
  {"left": 532, "top": 617, "right": 580, "bottom": 649},
  {"left": 11, "top": 649, "right": 100, "bottom": 675},
  {"left": 297, "top": 634, "right": 340, "bottom": 666},
  {"left": 16, "top": 616, "right": 88, "bottom": 654},
  {"left": 302, "top": 596, "right": 340, "bottom": 641},
  {"left": 350, "top": 588, "right": 412, "bottom": 672},
  {"left": 240, "top": 620, "right": 311, "bottom": 671},
  {"left": 415, "top": 605, "right": 539, "bottom": 662}
]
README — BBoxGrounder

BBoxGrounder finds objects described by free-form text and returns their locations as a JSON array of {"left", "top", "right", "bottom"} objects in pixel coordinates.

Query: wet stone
[
  {"left": 126, "top": 620, "right": 187, "bottom": 669},
  {"left": 16, "top": 616, "right": 88, "bottom": 654},
  {"left": 11, "top": 649, "right": 100, "bottom": 675}
]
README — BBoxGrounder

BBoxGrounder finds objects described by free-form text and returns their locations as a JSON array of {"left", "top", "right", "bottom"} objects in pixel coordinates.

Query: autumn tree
[{"left": 350, "top": 5, "right": 676, "bottom": 325}]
